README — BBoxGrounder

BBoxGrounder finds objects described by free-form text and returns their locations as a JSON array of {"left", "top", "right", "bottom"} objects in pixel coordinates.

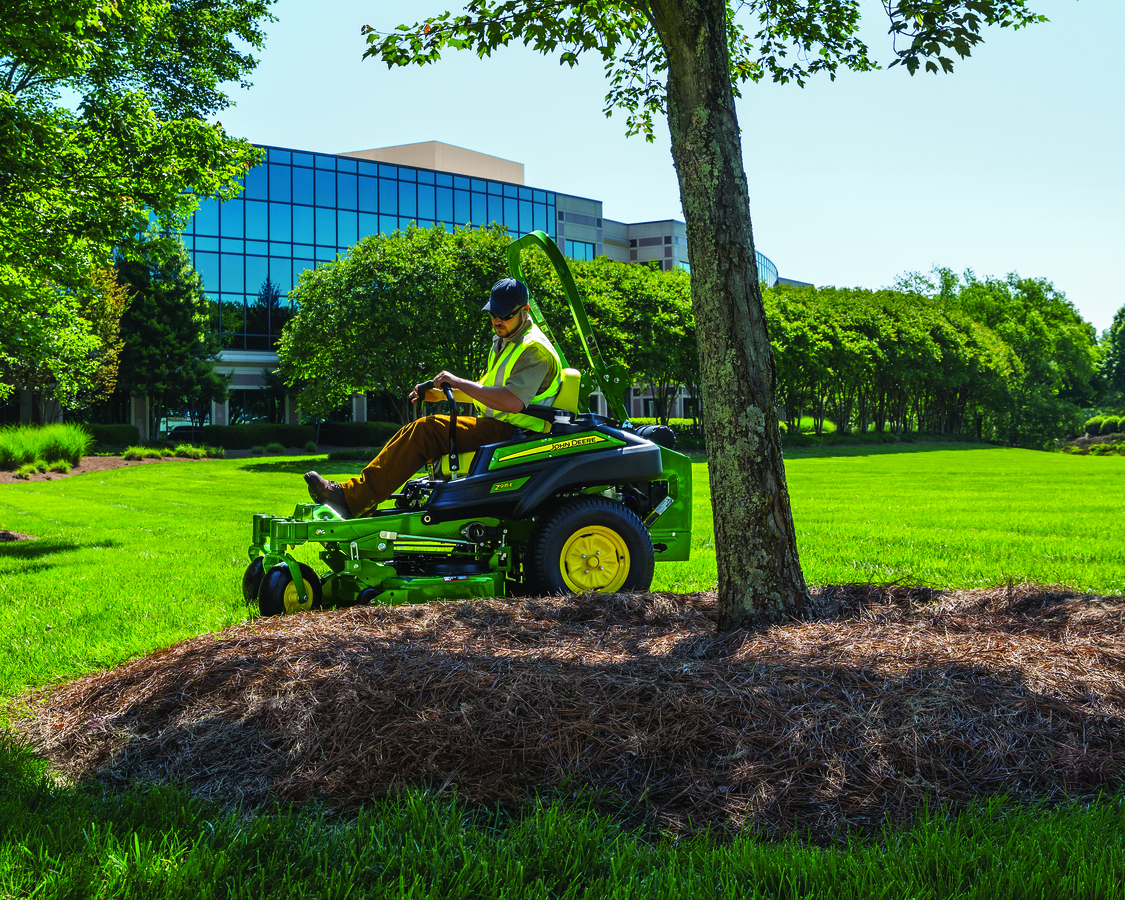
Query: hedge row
[
  {"left": 1085, "top": 415, "right": 1122, "bottom": 436},
  {"left": 628, "top": 418, "right": 705, "bottom": 450},
  {"left": 200, "top": 424, "right": 315, "bottom": 450},
  {"left": 77, "top": 423, "right": 140, "bottom": 446},
  {"left": 317, "top": 421, "right": 401, "bottom": 447}
]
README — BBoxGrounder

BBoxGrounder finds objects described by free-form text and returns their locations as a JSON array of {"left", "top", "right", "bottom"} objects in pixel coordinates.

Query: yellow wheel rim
[
  {"left": 559, "top": 525, "right": 630, "bottom": 593},
  {"left": 283, "top": 577, "right": 316, "bottom": 614}
]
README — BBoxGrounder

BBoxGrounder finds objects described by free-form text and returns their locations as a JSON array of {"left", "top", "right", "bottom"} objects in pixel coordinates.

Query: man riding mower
[{"left": 244, "top": 232, "right": 692, "bottom": 616}]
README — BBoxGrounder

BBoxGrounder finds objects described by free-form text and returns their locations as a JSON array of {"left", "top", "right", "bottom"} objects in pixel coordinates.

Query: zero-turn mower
[{"left": 244, "top": 231, "right": 692, "bottom": 615}]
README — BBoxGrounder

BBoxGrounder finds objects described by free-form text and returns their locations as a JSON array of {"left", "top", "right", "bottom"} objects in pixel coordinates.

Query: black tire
[
  {"left": 242, "top": 558, "right": 266, "bottom": 604},
  {"left": 526, "top": 497, "right": 654, "bottom": 595},
  {"left": 258, "top": 561, "right": 323, "bottom": 617}
]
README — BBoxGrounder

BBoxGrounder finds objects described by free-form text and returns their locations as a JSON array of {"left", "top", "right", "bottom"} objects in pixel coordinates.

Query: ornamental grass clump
[
  {"left": 173, "top": 444, "right": 205, "bottom": 459},
  {"left": 0, "top": 423, "right": 92, "bottom": 469}
]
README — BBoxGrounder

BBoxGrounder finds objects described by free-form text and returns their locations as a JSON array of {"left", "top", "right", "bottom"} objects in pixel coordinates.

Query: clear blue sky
[{"left": 216, "top": 1, "right": 1124, "bottom": 333}]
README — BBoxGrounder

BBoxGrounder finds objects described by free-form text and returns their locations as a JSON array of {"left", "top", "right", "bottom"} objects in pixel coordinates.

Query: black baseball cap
[{"left": 482, "top": 278, "right": 529, "bottom": 317}]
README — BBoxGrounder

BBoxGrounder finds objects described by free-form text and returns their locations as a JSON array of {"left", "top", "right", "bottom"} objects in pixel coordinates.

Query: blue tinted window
[
  {"left": 471, "top": 192, "right": 486, "bottom": 225},
  {"left": 379, "top": 214, "right": 397, "bottom": 234},
  {"left": 418, "top": 220, "right": 433, "bottom": 230},
  {"left": 488, "top": 194, "right": 503, "bottom": 226},
  {"left": 504, "top": 184, "right": 518, "bottom": 198},
  {"left": 519, "top": 187, "right": 532, "bottom": 200},
  {"left": 269, "top": 202, "right": 291, "bottom": 241},
  {"left": 357, "top": 160, "right": 377, "bottom": 176},
  {"left": 399, "top": 182, "right": 416, "bottom": 218},
  {"left": 293, "top": 206, "right": 314, "bottom": 244},
  {"left": 398, "top": 167, "right": 416, "bottom": 182},
  {"left": 220, "top": 254, "right": 243, "bottom": 292},
  {"left": 398, "top": 217, "right": 414, "bottom": 232},
  {"left": 267, "top": 148, "right": 291, "bottom": 164},
  {"left": 533, "top": 203, "right": 546, "bottom": 232},
  {"left": 338, "top": 210, "right": 358, "bottom": 246},
  {"left": 314, "top": 154, "right": 335, "bottom": 170},
  {"left": 269, "top": 241, "right": 290, "bottom": 257},
  {"left": 315, "top": 207, "right": 336, "bottom": 245},
  {"left": 454, "top": 175, "right": 470, "bottom": 191},
  {"left": 244, "top": 165, "right": 268, "bottom": 200},
  {"left": 337, "top": 157, "right": 357, "bottom": 173},
  {"left": 220, "top": 199, "right": 244, "bottom": 238},
  {"left": 292, "top": 167, "right": 313, "bottom": 205},
  {"left": 436, "top": 173, "right": 453, "bottom": 188},
  {"left": 417, "top": 170, "right": 434, "bottom": 184},
  {"left": 436, "top": 187, "right": 453, "bottom": 224},
  {"left": 533, "top": 190, "right": 546, "bottom": 203},
  {"left": 247, "top": 239, "right": 268, "bottom": 256},
  {"left": 337, "top": 173, "right": 357, "bottom": 210},
  {"left": 270, "top": 258, "right": 293, "bottom": 293},
  {"left": 245, "top": 256, "right": 269, "bottom": 296},
  {"left": 293, "top": 244, "right": 314, "bottom": 259},
  {"left": 358, "top": 176, "right": 377, "bottom": 212},
  {"left": 220, "top": 238, "right": 244, "bottom": 254},
  {"left": 418, "top": 184, "right": 435, "bottom": 220},
  {"left": 504, "top": 198, "right": 517, "bottom": 227},
  {"left": 194, "top": 198, "right": 219, "bottom": 235},
  {"left": 245, "top": 201, "right": 267, "bottom": 240},
  {"left": 547, "top": 204, "right": 556, "bottom": 237},
  {"left": 294, "top": 259, "right": 314, "bottom": 282},
  {"left": 315, "top": 246, "right": 335, "bottom": 262},
  {"left": 315, "top": 169, "right": 336, "bottom": 207},
  {"left": 519, "top": 200, "right": 532, "bottom": 231},
  {"left": 379, "top": 165, "right": 398, "bottom": 179},
  {"left": 181, "top": 235, "right": 193, "bottom": 250},
  {"left": 454, "top": 190, "right": 469, "bottom": 225},
  {"left": 470, "top": 179, "right": 486, "bottom": 194},
  {"left": 547, "top": 193, "right": 555, "bottom": 204},
  {"left": 195, "top": 235, "right": 218, "bottom": 252},
  {"left": 487, "top": 181, "right": 502, "bottom": 195},
  {"left": 292, "top": 152, "right": 314, "bottom": 167},
  {"left": 195, "top": 251, "right": 219, "bottom": 289},
  {"left": 268, "top": 164, "right": 290, "bottom": 202},
  {"left": 379, "top": 179, "right": 397, "bottom": 214},
  {"left": 358, "top": 213, "right": 378, "bottom": 239}
]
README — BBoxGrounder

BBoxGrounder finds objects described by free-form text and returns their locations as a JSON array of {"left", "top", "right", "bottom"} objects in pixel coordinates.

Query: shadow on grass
[
  {"left": 236, "top": 459, "right": 363, "bottom": 476},
  {"left": 0, "top": 538, "right": 118, "bottom": 562},
  {"left": 783, "top": 441, "right": 1000, "bottom": 459}
]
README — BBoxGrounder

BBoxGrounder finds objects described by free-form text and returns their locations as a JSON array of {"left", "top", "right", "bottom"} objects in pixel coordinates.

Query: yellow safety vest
[{"left": 473, "top": 322, "right": 562, "bottom": 434}]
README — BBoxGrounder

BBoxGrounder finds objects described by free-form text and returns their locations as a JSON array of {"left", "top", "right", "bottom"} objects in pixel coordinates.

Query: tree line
[{"left": 278, "top": 224, "right": 1115, "bottom": 450}]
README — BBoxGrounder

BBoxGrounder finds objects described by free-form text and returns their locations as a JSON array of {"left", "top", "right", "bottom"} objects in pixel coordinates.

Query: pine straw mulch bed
[{"left": 13, "top": 584, "right": 1125, "bottom": 838}]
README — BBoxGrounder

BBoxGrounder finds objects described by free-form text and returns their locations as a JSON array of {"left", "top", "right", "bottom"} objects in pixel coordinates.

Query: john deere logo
[{"left": 498, "top": 434, "right": 607, "bottom": 463}]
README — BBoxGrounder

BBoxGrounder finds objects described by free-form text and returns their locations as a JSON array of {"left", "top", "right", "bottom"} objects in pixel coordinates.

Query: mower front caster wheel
[
  {"left": 242, "top": 558, "right": 266, "bottom": 604},
  {"left": 527, "top": 497, "right": 655, "bottom": 595},
  {"left": 258, "top": 562, "right": 323, "bottom": 617}
]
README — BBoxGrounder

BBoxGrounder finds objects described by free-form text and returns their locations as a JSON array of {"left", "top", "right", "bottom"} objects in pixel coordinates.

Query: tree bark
[{"left": 650, "top": 0, "right": 810, "bottom": 628}]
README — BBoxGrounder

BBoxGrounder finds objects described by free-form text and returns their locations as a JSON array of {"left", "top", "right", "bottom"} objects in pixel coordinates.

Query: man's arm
[{"left": 410, "top": 371, "right": 524, "bottom": 412}]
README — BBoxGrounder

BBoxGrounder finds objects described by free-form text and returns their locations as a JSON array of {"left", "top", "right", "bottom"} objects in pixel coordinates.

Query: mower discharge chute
[{"left": 244, "top": 232, "right": 692, "bottom": 615}]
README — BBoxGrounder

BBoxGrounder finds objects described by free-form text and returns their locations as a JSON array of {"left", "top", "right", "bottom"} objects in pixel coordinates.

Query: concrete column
[
  {"left": 131, "top": 394, "right": 150, "bottom": 442},
  {"left": 210, "top": 397, "right": 229, "bottom": 427},
  {"left": 284, "top": 393, "right": 300, "bottom": 424},
  {"left": 351, "top": 393, "right": 367, "bottom": 423}
]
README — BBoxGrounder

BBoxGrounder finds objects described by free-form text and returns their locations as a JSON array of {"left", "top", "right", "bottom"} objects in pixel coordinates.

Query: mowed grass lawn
[
  {"left": 3, "top": 444, "right": 1125, "bottom": 898},
  {"left": 2, "top": 444, "right": 1124, "bottom": 700}
]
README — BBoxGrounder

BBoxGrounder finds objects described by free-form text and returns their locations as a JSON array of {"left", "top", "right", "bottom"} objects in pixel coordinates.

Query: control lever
[{"left": 440, "top": 381, "right": 458, "bottom": 475}]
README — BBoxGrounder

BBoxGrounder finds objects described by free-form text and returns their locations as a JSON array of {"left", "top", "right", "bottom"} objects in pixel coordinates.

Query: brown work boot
[{"left": 303, "top": 471, "right": 352, "bottom": 519}]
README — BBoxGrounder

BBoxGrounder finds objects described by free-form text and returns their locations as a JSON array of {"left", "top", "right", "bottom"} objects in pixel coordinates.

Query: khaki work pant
[{"left": 340, "top": 415, "right": 515, "bottom": 516}]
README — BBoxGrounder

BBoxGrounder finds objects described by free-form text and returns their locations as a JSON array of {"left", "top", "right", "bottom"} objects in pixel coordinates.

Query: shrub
[
  {"left": 1085, "top": 416, "right": 1103, "bottom": 435},
  {"left": 48, "top": 460, "right": 72, "bottom": 474},
  {"left": 205, "top": 446, "right": 225, "bottom": 459},
  {"left": 173, "top": 443, "right": 205, "bottom": 459},
  {"left": 0, "top": 423, "right": 93, "bottom": 469},
  {"left": 1100, "top": 416, "right": 1120, "bottom": 435},
  {"left": 14, "top": 462, "right": 39, "bottom": 479},
  {"left": 303, "top": 441, "right": 319, "bottom": 453},
  {"left": 317, "top": 421, "right": 401, "bottom": 447},
  {"left": 629, "top": 418, "right": 705, "bottom": 450},
  {"left": 265, "top": 442, "right": 286, "bottom": 454},
  {"left": 201, "top": 424, "right": 314, "bottom": 450},
  {"left": 78, "top": 423, "right": 140, "bottom": 446},
  {"left": 249, "top": 445, "right": 266, "bottom": 455}
]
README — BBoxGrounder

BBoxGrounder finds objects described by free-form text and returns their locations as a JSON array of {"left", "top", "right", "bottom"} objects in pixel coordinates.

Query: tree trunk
[{"left": 651, "top": 0, "right": 809, "bottom": 628}]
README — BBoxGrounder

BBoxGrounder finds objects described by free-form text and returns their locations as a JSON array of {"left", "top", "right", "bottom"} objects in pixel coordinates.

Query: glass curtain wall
[{"left": 181, "top": 146, "right": 557, "bottom": 350}]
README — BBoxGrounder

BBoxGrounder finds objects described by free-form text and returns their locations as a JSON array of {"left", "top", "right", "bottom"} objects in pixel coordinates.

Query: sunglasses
[{"left": 488, "top": 307, "right": 524, "bottom": 322}]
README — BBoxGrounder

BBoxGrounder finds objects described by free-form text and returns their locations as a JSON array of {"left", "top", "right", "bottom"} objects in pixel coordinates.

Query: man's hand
[
  {"left": 408, "top": 369, "right": 524, "bottom": 413},
  {"left": 409, "top": 371, "right": 473, "bottom": 404}
]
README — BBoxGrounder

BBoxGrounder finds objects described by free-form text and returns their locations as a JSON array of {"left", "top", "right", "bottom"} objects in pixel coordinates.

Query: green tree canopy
[{"left": 0, "top": 0, "right": 275, "bottom": 403}]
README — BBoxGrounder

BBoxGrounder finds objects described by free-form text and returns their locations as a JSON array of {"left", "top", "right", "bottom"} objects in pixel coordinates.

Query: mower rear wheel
[
  {"left": 242, "top": 558, "right": 266, "bottom": 604},
  {"left": 258, "top": 562, "right": 323, "bottom": 617},
  {"left": 526, "top": 497, "right": 654, "bottom": 595}
]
